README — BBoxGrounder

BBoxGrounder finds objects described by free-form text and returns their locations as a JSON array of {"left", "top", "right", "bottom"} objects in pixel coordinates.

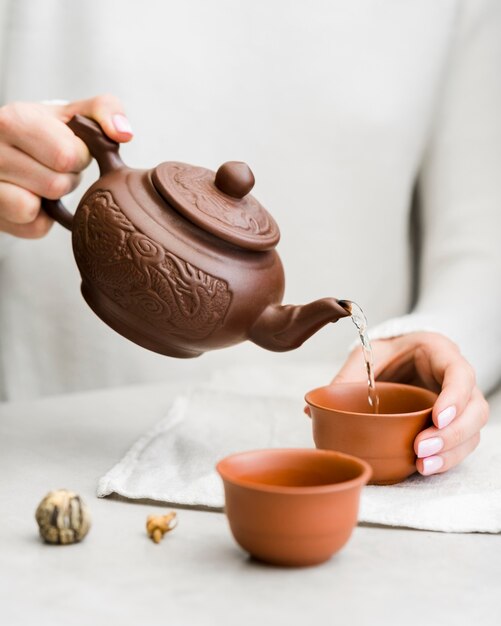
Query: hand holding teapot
[{"left": 41, "top": 114, "right": 349, "bottom": 358}]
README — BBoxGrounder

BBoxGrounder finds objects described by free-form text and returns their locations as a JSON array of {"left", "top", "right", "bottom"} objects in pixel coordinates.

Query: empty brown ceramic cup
[
  {"left": 305, "top": 382, "right": 438, "bottom": 485},
  {"left": 216, "top": 448, "right": 371, "bottom": 567}
]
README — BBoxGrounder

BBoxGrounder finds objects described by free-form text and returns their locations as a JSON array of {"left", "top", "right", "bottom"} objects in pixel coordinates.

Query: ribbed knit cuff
[
  {"left": 40, "top": 99, "right": 69, "bottom": 106},
  {"left": 347, "top": 313, "right": 450, "bottom": 353}
]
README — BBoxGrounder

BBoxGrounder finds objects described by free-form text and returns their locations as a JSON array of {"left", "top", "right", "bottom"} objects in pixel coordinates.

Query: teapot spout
[{"left": 248, "top": 298, "right": 351, "bottom": 352}]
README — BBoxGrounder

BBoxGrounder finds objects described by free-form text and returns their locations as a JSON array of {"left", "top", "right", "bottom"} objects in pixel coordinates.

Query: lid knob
[{"left": 215, "top": 161, "right": 255, "bottom": 199}]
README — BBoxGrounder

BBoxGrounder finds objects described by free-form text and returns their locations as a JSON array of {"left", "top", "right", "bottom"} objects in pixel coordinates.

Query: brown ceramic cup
[
  {"left": 305, "top": 382, "right": 438, "bottom": 485},
  {"left": 216, "top": 448, "right": 371, "bottom": 567}
]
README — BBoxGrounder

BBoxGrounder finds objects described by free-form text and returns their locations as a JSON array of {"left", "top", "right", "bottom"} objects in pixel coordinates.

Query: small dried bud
[{"left": 146, "top": 512, "right": 177, "bottom": 543}]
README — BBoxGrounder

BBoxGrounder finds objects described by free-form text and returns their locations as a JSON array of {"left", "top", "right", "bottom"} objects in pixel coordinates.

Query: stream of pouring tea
[{"left": 341, "top": 300, "right": 380, "bottom": 413}]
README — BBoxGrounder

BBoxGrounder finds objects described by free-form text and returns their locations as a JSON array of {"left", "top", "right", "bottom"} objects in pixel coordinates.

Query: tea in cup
[{"left": 305, "top": 382, "right": 437, "bottom": 485}]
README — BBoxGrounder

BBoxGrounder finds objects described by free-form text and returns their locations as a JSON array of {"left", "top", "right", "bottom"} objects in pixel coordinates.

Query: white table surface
[{"left": 1, "top": 381, "right": 500, "bottom": 626}]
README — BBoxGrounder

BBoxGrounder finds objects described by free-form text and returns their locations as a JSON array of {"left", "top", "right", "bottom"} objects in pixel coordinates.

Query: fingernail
[
  {"left": 417, "top": 437, "right": 444, "bottom": 458},
  {"left": 437, "top": 406, "right": 456, "bottom": 429},
  {"left": 112, "top": 113, "right": 133, "bottom": 135},
  {"left": 422, "top": 456, "right": 444, "bottom": 475}
]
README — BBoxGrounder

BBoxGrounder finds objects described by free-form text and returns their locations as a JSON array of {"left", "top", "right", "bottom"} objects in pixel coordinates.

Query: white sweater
[{"left": 0, "top": 0, "right": 500, "bottom": 401}]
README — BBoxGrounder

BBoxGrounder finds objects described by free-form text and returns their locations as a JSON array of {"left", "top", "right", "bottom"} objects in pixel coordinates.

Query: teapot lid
[{"left": 151, "top": 161, "right": 280, "bottom": 251}]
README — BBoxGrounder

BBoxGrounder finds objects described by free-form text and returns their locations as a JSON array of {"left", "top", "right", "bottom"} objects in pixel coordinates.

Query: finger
[
  {"left": 61, "top": 94, "right": 133, "bottom": 143},
  {"left": 376, "top": 347, "right": 433, "bottom": 387},
  {"left": 430, "top": 355, "right": 476, "bottom": 429},
  {"left": 331, "top": 348, "right": 368, "bottom": 384},
  {"left": 0, "top": 181, "right": 41, "bottom": 224},
  {"left": 414, "top": 387, "right": 489, "bottom": 457},
  {"left": 416, "top": 432, "right": 480, "bottom": 476},
  {"left": 0, "top": 102, "right": 91, "bottom": 172},
  {"left": 376, "top": 334, "right": 451, "bottom": 391},
  {"left": 0, "top": 144, "right": 82, "bottom": 199},
  {"left": 0, "top": 210, "right": 53, "bottom": 238}
]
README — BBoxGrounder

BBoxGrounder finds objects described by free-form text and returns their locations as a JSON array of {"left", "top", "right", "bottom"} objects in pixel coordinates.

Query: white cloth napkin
[
  {"left": 98, "top": 375, "right": 501, "bottom": 533},
  {"left": 97, "top": 389, "right": 312, "bottom": 508}
]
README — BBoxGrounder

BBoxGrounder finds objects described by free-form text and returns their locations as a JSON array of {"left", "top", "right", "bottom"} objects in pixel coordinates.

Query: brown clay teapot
[{"left": 42, "top": 115, "right": 349, "bottom": 358}]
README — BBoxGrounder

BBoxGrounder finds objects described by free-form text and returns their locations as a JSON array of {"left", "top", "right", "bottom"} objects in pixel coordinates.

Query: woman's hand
[
  {"left": 0, "top": 95, "right": 133, "bottom": 238},
  {"left": 333, "top": 332, "right": 489, "bottom": 475}
]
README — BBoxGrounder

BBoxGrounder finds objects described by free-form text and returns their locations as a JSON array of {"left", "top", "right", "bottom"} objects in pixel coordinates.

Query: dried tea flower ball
[{"left": 35, "top": 489, "right": 91, "bottom": 545}]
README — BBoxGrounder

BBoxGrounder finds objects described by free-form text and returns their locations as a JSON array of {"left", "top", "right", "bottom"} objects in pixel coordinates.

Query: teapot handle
[
  {"left": 41, "top": 115, "right": 124, "bottom": 231},
  {"left": 41, "top": 197, "right": 74, "bottom": 231}
]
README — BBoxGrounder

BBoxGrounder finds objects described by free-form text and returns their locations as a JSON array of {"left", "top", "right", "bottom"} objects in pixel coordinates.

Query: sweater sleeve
[
  {"left": 0, "top": 0, "right": 13, "bottom": 260},
  {"left": 0, "top": 0, "right": 12, "bottom": 104},
  {"left": 0, "top": 0, "right": 66, "bottom": 260},
  {"left": 368, "top": 0, "right": 501, "bottom": 394}
]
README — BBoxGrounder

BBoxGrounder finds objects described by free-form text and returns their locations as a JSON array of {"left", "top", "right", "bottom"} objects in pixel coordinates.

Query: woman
[{"left": 0, "top": 0, "right": 499, "bottom": 477}]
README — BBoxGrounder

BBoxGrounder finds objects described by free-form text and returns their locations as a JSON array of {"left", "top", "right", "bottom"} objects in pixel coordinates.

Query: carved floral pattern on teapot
[
  {"left": 173, "top": 165, "right": 270, "bottom": 234},
  {"left": 72, "top": 190, "right": 232, "bottom": 339}
]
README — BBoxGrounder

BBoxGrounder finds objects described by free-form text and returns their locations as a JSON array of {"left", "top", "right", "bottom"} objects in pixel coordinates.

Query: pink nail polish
[
  {"left": 422, "top": 456, "right": 444, "bottom": 475},
  {"left": 112, "top": 113, "right": 133, "bottom": 135},
  {"left": 417, "top": 437, "right": 444, "bottom": 458},
  {"left": 437, "top": 406, "right": 456, "bottom": 429}
]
